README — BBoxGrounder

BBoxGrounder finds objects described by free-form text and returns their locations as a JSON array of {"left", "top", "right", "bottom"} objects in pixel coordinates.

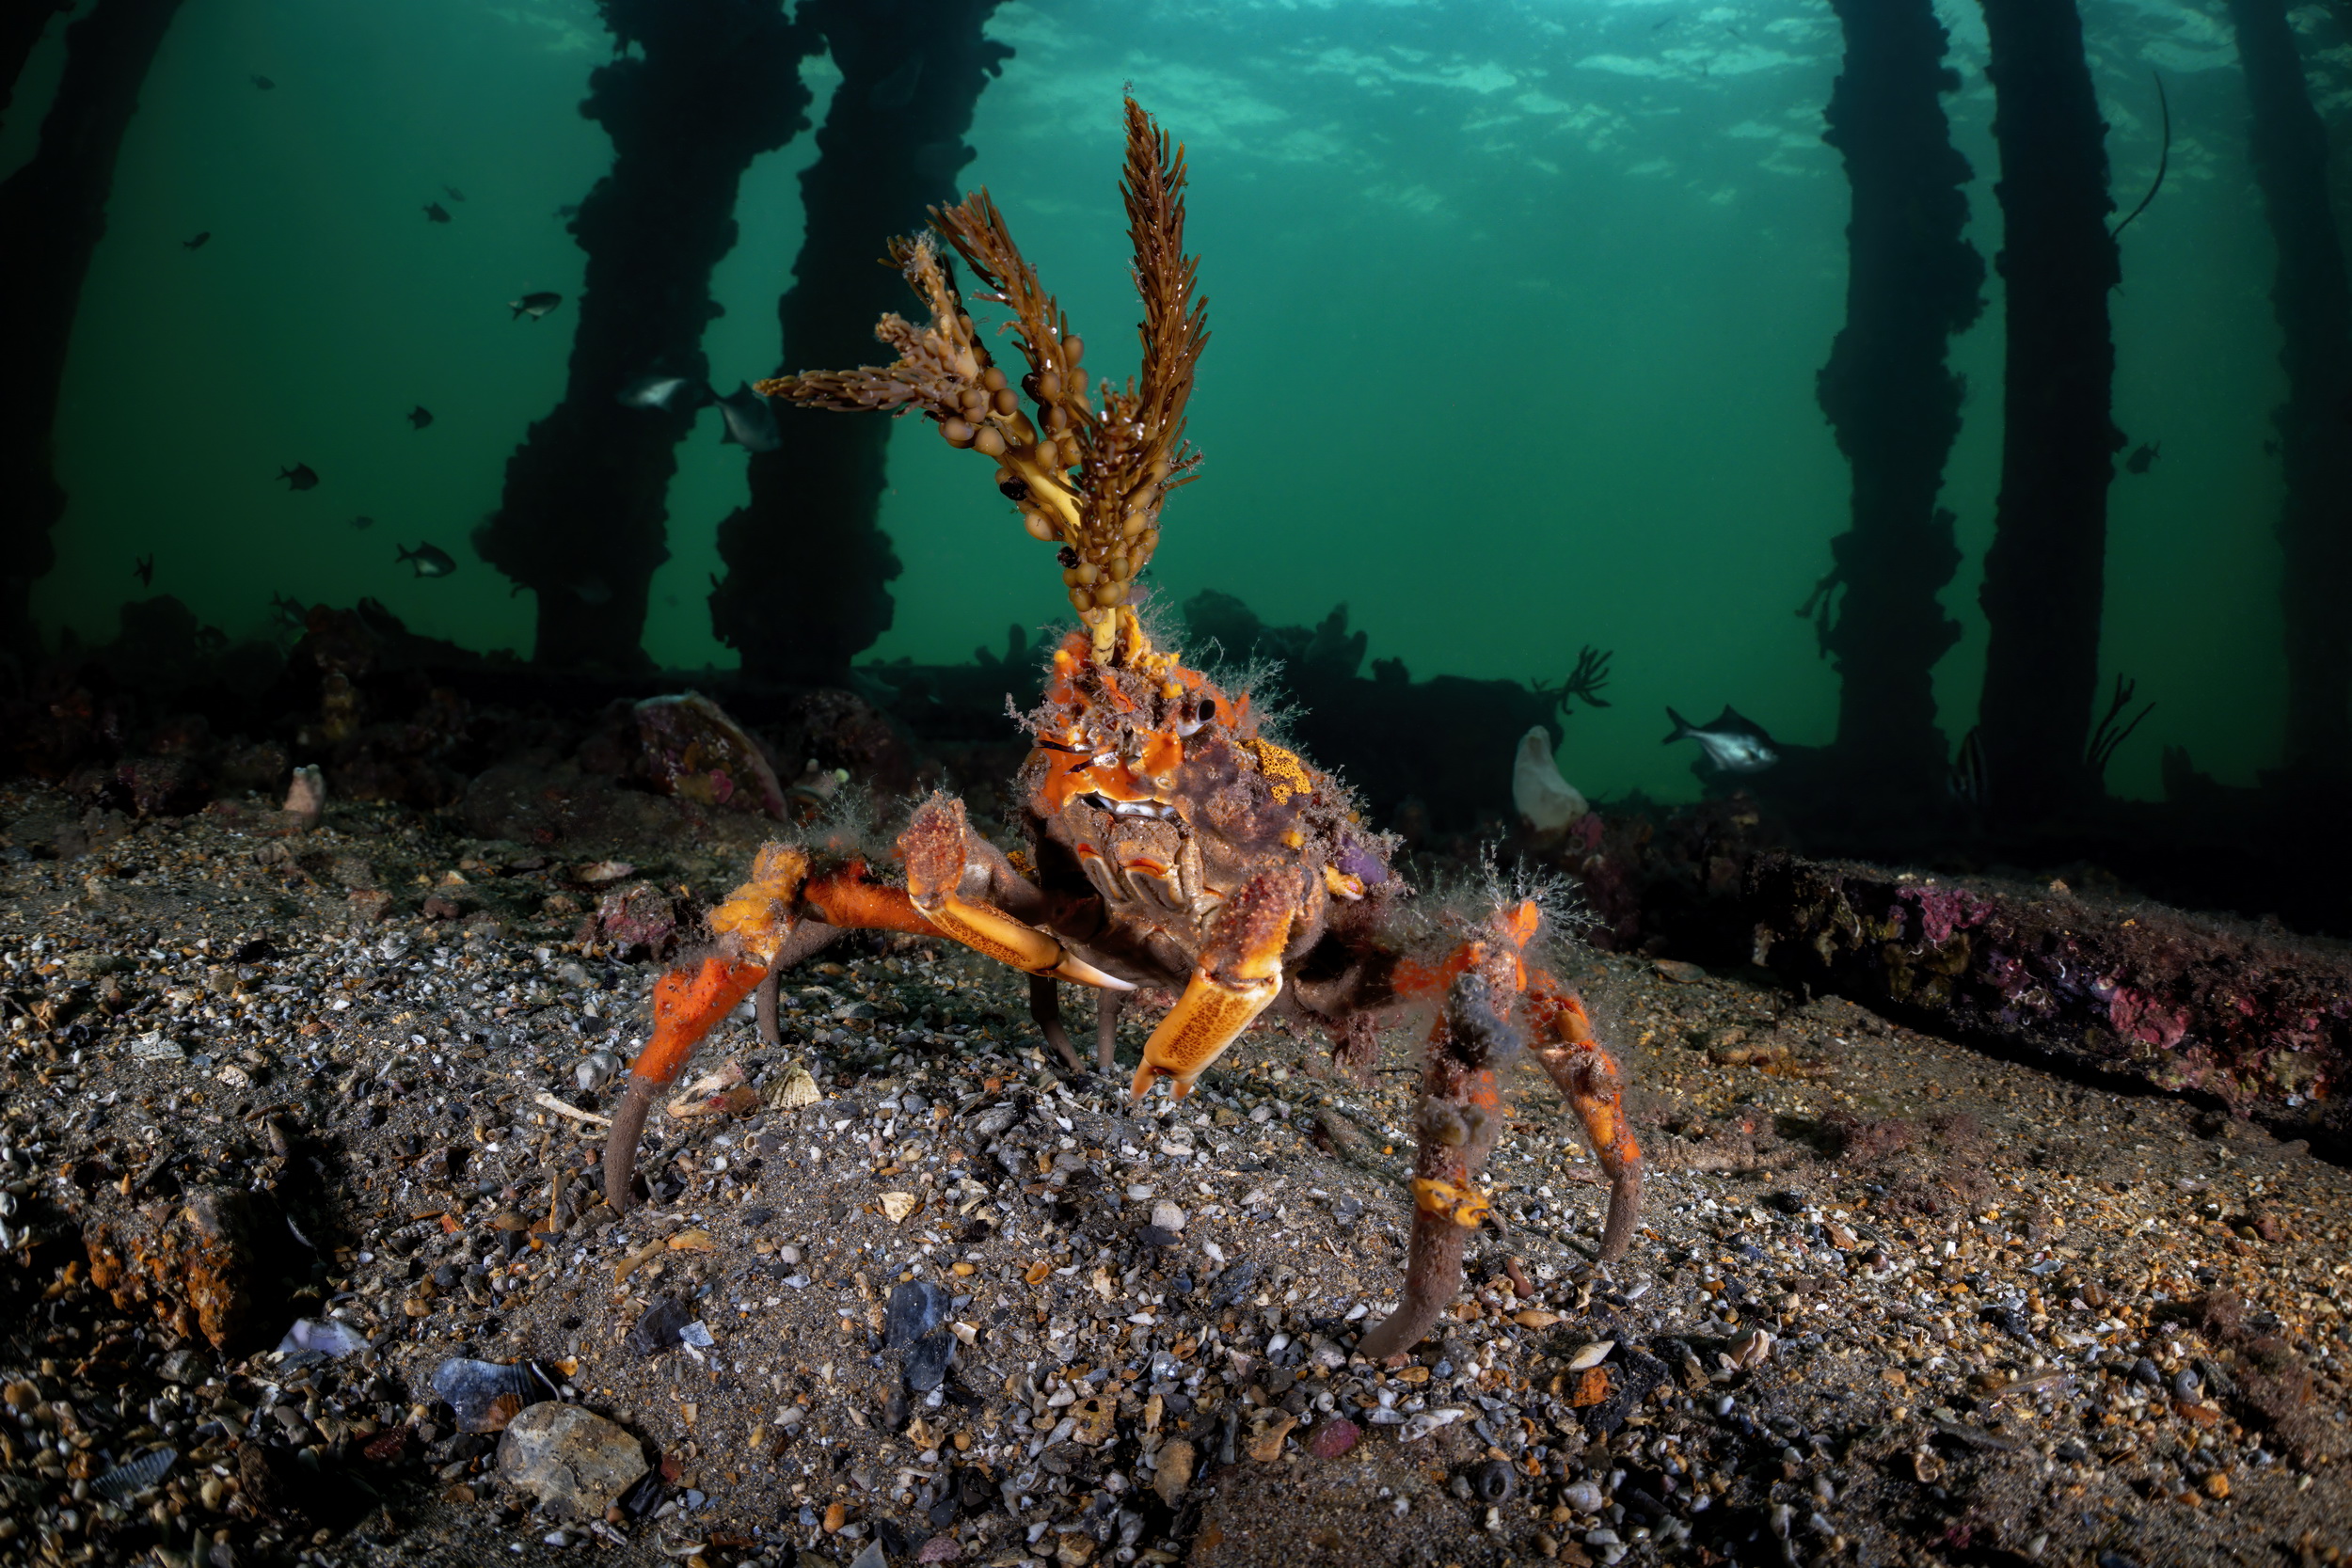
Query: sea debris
[{"left": 1512, "top": 725, "right": 1588, "bottom": 831}]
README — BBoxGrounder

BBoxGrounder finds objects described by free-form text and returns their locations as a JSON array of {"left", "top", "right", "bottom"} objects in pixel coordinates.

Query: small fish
[
  {"left": 406, "top": 404, "right": 434, "bottom": 430},
  {"left": 569, "top": 577, "right": 612, "bottom": 608},
  {"left": 510, "top": 291, "right": 563, "bottom": 322},
  {"left": 2125, "top": 441, "right": 2159, "bottom": 474},
  {"left": 443, "top": 184, "right": 467, "bottom": 202},
  {"left": 132, "top": 554, "right": 154, "bottom": 588},
  {"left": 349, "top": 515, "right": 374, "bottom": 531},
  {"left": 616, "top": 374, "right": 706, "bottom": 411},
  {"left": 1663, "top": 705, "right": 1779, "bottom": 772},
  {"left": 1948, "top": 724, "right": 1986, "bottom": 809},
  {"left": 554, "top": 203, "right": 580, "bottom": 220},
  {"left": 424, "top": 202, "right": 452, "bottom": 224},
  {"left": 397, "top": 542, "right": 457, "bottom": 578},
  {"left": 183, "top": 231, "right": 211, "bottom": 250},
  {"left": 712, "top": 381, "right": 780, "bottom": 451},
  {"left": 277, "top": 462, "right": 319, "bottom": 491},
  {"left": 251, "top": 73, "right": 274, "bottom": 90},
  {"left": 269, "top": 592, "right": 306, "bottom": 629}
]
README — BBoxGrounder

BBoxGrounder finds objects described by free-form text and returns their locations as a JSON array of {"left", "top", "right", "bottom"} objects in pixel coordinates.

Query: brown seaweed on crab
[{"left": 597, "top": 98, "right": 1640, "bottom": 1358}]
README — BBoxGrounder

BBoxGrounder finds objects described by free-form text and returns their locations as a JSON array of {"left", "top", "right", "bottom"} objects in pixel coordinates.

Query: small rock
[
  {"left": 627, "top": 1296, "right": 691, "bottom": 1357},
  {"left": 498, "top": 1404, "right": 648, "bottom": 1519},
  {"left": 1138, "top": 1225, "right": 1179, "bottom": 1248},
  {"left": 918, "top": 1533, "right": 963, "bottom": 1561},
  {"left": 1150, "top": 1200, "right": 1186, "bottom": 1233},
  {"left": 847, "top": 1543, "right": 886, "bottom": 1568},
  {"left": 576, "top": 1052, "right": 620, "bottom": 1092},
  {"left": 1309, "top": 1418, "right": 1359, "bottom": 1460},
  {"left": 1153, "top": 1438, "right": 1196, "bottom": 1504}
]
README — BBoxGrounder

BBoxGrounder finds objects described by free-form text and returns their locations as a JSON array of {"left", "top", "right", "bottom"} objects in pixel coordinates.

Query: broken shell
[
  {"left": 92, "top": 1447, "right": 176, "bottom": 1499},
  {"left": 1566, "top": 1340, "right": 1614, "bottom": 1371},
  {"left": 767, "top": 1065, "right": 819, "bottom": 1110},
  {"left": 431, "top": 1357, "right": 542, "bottom": 1433}
]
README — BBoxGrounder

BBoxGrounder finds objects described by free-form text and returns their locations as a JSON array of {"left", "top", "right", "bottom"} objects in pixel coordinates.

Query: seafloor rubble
[{"left": 0, "top": 782, "right": 2348, "bottom": 1568}]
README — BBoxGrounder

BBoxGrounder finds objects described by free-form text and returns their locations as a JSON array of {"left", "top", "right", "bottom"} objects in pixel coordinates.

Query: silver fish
[
  {"left": 713, "top": 381, "right": 780, "bottom": 451},
  {"left": 1663, "top": 705, "right": 1779, "bottom": 772},
  {"left": 397, "top": 542, "right": 457, "bottom": 578},
  {"left": 616, "top": 374, "right": 706, "bottom": 412},
  {"left": 509, "top": 291, "right": 562, "bottom": 321}
]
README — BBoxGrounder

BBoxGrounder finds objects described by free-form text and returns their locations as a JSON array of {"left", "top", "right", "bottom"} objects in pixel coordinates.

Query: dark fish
[
  {"left": 616, "top": 374, "right": 706, "bottom": 411},
  {"left": 1663, "top": 705, "right": 1779, "bottom": 772},
  {"left": 251, "top": 74, "right": 274, "bottom": 90},
  {"left": 1948, "top": 724, "right": 1986, "bottom": 809},
  {"left": 424, "top": 202, "right": 452, "bottom": 224},
  {"left": 132, "top": 554, "right": 154, "bottom": 588},
  {"left": 269, "top": 592, "right": 307, "bottom": 629},
  {"left": 406, "top": 404, "right": 434, "bottom": 430},
  {"left": 277, "top": 463, "right": 319, "bottom": 491},
  {"left": 350, "top": 515, "right": 374, "bottom": 531},
  {"left": 444, "top": 184, "right": 467, "bottom": 202},
  {"left": 2125, "top": 442, "right": 2159, "bottom": 474},
  {"left": 569, "top": 577, "right": 612, "bottom": 608},
  {"left": 554, "top": 203, "right": 580, "bottom": 219},
  {"left": 183, "top": 231, "right": 211, "bottom": 250},
  {"left": 713, "top": 381, "right": 780, "bottom": 452},
  {"left": 397, "top": 542, "right": 457, "bottom": 578},
  {"left": 509, "top": 291, "right": 562, "bottom": 321}
]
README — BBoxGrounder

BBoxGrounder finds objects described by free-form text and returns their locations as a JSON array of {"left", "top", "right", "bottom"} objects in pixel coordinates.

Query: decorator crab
[{"left": 602, "top": 99, "right": 1641, "bottom": 1357}]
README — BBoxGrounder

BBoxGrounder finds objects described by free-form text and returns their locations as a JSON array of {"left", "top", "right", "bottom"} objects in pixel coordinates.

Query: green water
[{"left": 4, "top": 0, "right": 2305, "bottom": 805}]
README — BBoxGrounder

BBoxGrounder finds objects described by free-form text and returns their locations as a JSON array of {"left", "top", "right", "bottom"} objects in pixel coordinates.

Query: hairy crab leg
[
  {"left": 1524, "top": 986, "right": 1644, "bottom": 1262},
  {"left": 1131, "top": 874, "right": 1295, "bottom": 1100},
  {"left": 1028, "top": 976, "right": 1088, "bottom": 1075},
  {"left": 1357, "top": 961, "right": 1518, "bottom": 1363}
]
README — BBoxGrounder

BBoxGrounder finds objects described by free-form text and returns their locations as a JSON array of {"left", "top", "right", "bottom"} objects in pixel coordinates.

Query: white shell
[{"left": 1567, "top": 1340, "right": 1615, "bottom": 1371}]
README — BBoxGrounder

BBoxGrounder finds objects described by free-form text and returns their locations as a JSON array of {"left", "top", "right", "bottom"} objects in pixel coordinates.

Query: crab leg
[
  {"left": 1028, "top": 976, "right": 1089, "bottom": 1075},
  {"left": 1524, "top": 985, "right": 1644, "bottom": 1262},
  {"left": 603, "top": 847, "right": 812, "bottom": 1213},
  {"left": 1096, "top": 989, "right": 1125, "bottom": 1074},
  {"left": 1357, "top": 962, "right": 1515, "bottom": 1363},
  {"left": 1132, "top": 874, "right": 1294, "bottom": 1099}
]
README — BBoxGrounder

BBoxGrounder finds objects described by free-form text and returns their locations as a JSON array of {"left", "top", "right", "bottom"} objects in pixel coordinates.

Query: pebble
[
  {"left": 1150, "top": 1199, "right": 1187, "bottom": 1232},
  {"left": 886, "top": 1279, "right": 949, "bottom": 1347},
  {"left": 497, "top": 1404, "right": 648, "bottom": 1518}
]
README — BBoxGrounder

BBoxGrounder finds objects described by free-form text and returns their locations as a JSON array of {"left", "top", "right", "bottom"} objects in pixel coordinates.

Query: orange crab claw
[
  {"left": 1132, "top": 872, "right": 1295, "bottom": 1099},
  {"left": 901, "top": 794, "right": 1135, "bottom": 990}
]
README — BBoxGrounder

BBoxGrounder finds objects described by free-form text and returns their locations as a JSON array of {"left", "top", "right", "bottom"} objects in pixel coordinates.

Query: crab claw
[
  {"left": 901, "top": 794, "right": 1134, "bottom": 991},
  {"left": 1132, "top": 872, "right": 1295, "bottom": 1099}
]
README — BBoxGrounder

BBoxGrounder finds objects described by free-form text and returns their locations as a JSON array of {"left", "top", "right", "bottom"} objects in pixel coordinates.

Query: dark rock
[
  {"left": 627, "top": 1296, "right": 691, "bottom": 1357},
  {"left": 904, "top": 1330, "right": 953, "bottom": 1393},
  {"left": 1208, "top": 1260, "right": 1259, "bottom": 1310},
  {"left": 886, "top": 1279, "right": 949, "bottom": 1348},
  {"left": 1137, "top": 1224, "right": 1179, "bottom": 1248}
]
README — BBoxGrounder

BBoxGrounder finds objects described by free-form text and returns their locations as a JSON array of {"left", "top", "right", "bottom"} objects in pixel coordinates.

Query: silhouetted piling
[
  {"left": 710, "top": 0, "right": 1010, "bottom": 685},
  {"left": 1812, "top": 0, "right": 1984, "bottom": 812},
  {"left": 476, "top": 0, "right": 818, "bottom": 672},
  {"left": 2227, "top": 0, "right": 2352, "bottom": 777},
  {"left": 1973, "top": 0, "right": 2121, "bottom": 824},
  {"left": 0, "top": 0, "right": 184, "bottom": 667}
]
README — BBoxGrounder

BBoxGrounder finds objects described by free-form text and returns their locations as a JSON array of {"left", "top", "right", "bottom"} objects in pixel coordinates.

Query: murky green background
[{"left": 4, "top": 0, "right": 2291, "bottom": 803}]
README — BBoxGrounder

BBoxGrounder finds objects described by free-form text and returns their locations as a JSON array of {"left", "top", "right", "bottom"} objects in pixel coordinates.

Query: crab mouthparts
[{"left": 1081, "top": 791, "right": 1176, "bottom": 820}]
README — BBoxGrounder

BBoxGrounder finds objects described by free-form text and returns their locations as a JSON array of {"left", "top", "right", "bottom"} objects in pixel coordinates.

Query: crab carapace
[{"left": 599, "top": 98, "right": 1641, "bottom": 1357}]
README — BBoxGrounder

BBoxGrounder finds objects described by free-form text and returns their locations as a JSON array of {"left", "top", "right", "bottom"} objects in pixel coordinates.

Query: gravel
[{"left": 0, "top": 779, "right": 2346, "bottom": 1567}]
